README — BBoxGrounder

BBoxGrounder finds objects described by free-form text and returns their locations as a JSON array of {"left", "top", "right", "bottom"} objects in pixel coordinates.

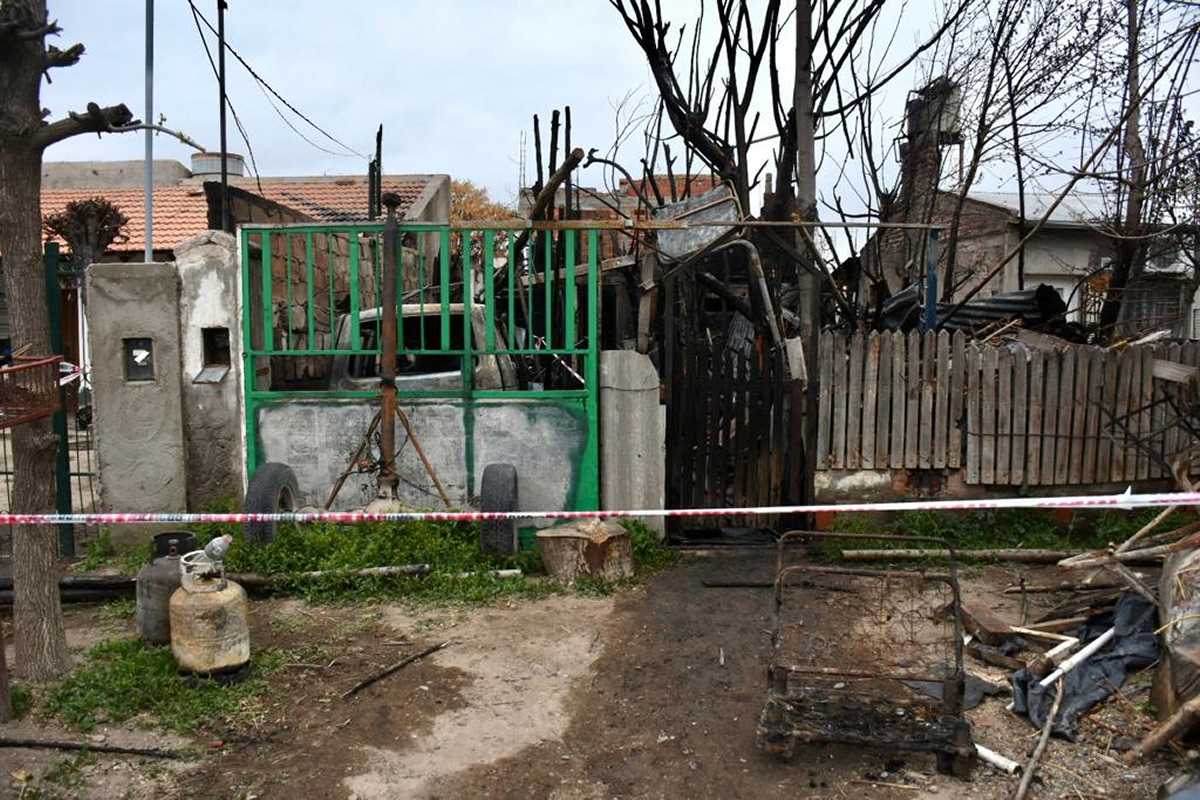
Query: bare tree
[{"left": 0, "top": 1, "right": 138, "bottom": 679}]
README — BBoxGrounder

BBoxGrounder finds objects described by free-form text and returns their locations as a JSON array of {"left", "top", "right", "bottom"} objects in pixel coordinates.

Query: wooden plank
[
  {"left": 1124, "top": 348, "right": 1142, "bottom": 483},
  {"left": 876, "top": 333, "right": 893, "bottom": 466},
  {"left": 1139, "top": 347, "right": 1154, "bottom": 480},
  {"left": 966, "top": 343, "right": 981, "bottom": 485},
  {"left": 1152, "top": 358, "right": 1199, "bottom": 384},
  {"left": 905, "top": 329, "right": 921, "bottom": 469},
  {"left": 831, "top": 334, "right": 848, "bottom": 469},
  {"left": 949, "top": 331, "right": 966, "bottom": 469},
  {"left": 846, "top": 332, "right": 864, "bottom": 470},
  {"left": 1027, "top": 351, "right": 1044, "bottom": 485},
  {"left": 934, "top": 330, "right": 951, "bottom": 469},
  {"left": 1112, "top": 349, "right": 1133, "bottom": 483},
  {"left": 981, "top": 346, "right": 997, "bottom": 484},
  {"left": 919, "top": 331, "right": 935, "bottom": 469},
  {"left": 1151, "top": 345, "right": 1168, "bottom": 479},
  {"left": 1040, "top": 352, "right": 1059, "bottom": 483},
  {"left": 1067, "top": 350, "right": 1089, "bottom": 485},
  {"left": 1082, "top": 348, "right": 1103, "bottom": 484},
  {"left": 1011, "top": 350, "right": 1028, "bottom": 486},
  {"left": 815, "top": 335, "right": 834, "bottom": 468},
  {"left": 1164, "top": 343, "right": 1183, "bottom": 472},
  {"left": 996, "top": 347, "right": 1012, "bottom": 484},
  {"left": 1097, "top": 349, "right": 1120, "bottom": 482},
  {"left": 890, "top": 332, "right": 906, "bottom": 469},
  {"left": 1054, "top": 348, "right": 1075, "bottom": 486},
  {"left": 862, "top": 333, "right": 880, "bottom": 469}
]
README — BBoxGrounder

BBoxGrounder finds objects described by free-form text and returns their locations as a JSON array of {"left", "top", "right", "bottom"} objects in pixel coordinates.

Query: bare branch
[{"left": 32, "top": 102, "right": 134, "bottom": 151}]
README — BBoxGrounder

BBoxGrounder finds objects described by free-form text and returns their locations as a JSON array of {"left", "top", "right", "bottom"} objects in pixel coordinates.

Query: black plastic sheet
[{"left": 1011, "top": 593, "right": 1158, "bottom": 740}]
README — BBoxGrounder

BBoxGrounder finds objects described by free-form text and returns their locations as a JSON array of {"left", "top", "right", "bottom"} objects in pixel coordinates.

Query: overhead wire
[
  {"left": 187, "top": 0, "right": 263, "bottom": 194},
  {"left": 186, "top": 0, "right": 366, "bottom": 159}
]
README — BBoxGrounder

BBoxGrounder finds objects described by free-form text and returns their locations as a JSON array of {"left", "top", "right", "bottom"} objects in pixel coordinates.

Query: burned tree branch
[{"left": 513, "top": 147, "right": 585, "bottom": 255}]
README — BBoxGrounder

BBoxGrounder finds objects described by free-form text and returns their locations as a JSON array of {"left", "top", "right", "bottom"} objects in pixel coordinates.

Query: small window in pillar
[
  {"left": 123, "top": 338, "right": 155, "bottom": 382},
  {"left": 195, "top": 327, "right": 231, "bottom": 383}
]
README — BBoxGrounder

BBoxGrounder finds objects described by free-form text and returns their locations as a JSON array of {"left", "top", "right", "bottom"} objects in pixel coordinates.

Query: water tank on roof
[{"left": 191, "top": 151, "right": 245, "bottom": 179}]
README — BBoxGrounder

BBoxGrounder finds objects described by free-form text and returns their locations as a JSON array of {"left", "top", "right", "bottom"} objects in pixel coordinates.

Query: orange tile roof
[
  {"left": 40, "top": 175, "right": 437, "bottom": 254},
  {"left": 41, "top": 185, "right": 209, "bottom": 255}
]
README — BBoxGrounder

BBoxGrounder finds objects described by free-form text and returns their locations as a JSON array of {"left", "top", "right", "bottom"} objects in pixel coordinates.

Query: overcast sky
[{"left": 42, "top": 1, "right": 936, "bottom": 213}]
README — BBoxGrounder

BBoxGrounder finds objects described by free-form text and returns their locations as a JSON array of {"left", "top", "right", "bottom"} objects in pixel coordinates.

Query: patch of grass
[
  {"left": 817, "top": 508, "right": 1115, "bottom": 563},
  {"left": 44, "top": 638, "right": 279, "bottom": 735},
  {"left": 10, "top": 682, "right": 33, "bottom": 719},
  {"left": 98, "top": 597, "right": 136, "bottom": 624},
  {"left": 73, "top": 531, "right": 151, "bottom": 575},
  {"left": 624, "top": 519, "right": 677, "bottom": 575}
]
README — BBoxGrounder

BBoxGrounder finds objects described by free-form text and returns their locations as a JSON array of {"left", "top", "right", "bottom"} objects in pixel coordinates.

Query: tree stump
[{"left": 537, "top": 521, "right": 633, "bottom": 583}]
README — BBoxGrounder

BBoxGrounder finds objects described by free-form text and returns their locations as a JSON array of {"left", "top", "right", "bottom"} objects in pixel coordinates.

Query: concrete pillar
[
  {"left": 600, "top": 350, "right": 665, "bottom": 537},
  {"left": 176, "top": 231, "right": 244, "bottom": 510},
  {"left": 86, "top": 262, "right": 187, "bottom": 545}
]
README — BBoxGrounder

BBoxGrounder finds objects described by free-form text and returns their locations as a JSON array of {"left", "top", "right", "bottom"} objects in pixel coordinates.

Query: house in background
[{"left": 0, "top": 153, "right": 449, "bottom": 389}]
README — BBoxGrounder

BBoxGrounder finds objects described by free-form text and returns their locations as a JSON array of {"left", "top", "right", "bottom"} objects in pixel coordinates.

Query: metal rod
[
  {"left": 217, "top": 0, "right": 230, "bottom": 233},
  {"left": 377, "top": 195, "right": 401, "bottom": 498},
  {"left": 143, "top": 0, "right": 154, "bottom": 262}
]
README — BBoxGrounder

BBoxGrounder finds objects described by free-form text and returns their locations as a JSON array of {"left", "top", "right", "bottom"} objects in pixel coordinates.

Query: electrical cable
[
  {"left": 188, "top": 0, "right": 263, "bottom": 193},
  {"left": 186, "top": 0, "right": 366, "bottom": 159}
]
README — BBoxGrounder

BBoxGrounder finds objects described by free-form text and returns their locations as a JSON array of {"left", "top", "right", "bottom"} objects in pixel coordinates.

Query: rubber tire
[
  {"left": 244, "top": 462, "right": 299, "bottom": 547},
  {"left": 479, "top": 463, "right": 518, "bottom": 556}
]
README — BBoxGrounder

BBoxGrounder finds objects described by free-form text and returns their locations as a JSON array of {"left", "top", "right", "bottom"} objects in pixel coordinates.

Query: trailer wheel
[
  {"left": 244, "top": 462, "right": 299, "bottom": 547},
  {"left": 479, "top": 463, "right": 518, "bottom": 556}
]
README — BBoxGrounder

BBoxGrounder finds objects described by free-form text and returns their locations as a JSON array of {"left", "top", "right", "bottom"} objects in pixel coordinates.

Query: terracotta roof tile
[{"left": 40, "top": 175, "right": 437, "bottom": 254}]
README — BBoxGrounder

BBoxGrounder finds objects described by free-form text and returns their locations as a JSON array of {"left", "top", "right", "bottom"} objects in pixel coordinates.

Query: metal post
[
  {"left": 217, "top": 0, "right": 230, "bottom": 233},
  {"left": 43, "top": 244, "right": 74, "bottom": 557},
  {"left": 143, "top": 0, "right": 154, "bottom": 263},
  {"left": 377, "top": 194, "right": 401, "bottom": 498},
  {"left": 924, "top": 230, "right": 940, "bottom": 331}
]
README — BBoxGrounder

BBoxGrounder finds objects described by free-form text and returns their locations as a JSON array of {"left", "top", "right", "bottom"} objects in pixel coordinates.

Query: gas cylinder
[
  {"left": 135, "top": 531, "right": 197, "bottom": 644},
  {"left": 169, "top": 550, "right": 250, "bottom": 675}
]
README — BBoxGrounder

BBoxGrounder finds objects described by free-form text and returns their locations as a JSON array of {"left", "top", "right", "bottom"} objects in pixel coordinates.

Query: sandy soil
[{"left": 0, "top": 551, "right": 1180, "bottom": 799}]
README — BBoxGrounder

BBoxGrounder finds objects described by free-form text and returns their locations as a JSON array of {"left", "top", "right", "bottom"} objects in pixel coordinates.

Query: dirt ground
[{"left": 0, "top": 551, "right": 1180, "bottom": 799}]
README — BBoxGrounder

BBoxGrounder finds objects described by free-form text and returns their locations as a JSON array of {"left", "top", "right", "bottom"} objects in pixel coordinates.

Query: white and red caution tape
[{"left": 1, "top": 488, "right": 1197, "bottom": 527}]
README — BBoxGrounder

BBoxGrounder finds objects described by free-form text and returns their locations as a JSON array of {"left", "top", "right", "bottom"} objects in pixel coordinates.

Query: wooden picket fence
[{"left": 816, "top": 330, "right": 1200, "bottom": 486}]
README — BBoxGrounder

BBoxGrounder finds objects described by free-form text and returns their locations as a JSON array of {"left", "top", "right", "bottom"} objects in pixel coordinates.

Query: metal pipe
[
  {"left": 217, "top": 0, "right": 230, "bottom": 233},
  {"left": 143, "top": 0, "right": 153, "bottom": 262},
  {"left": 709, "top": 239, "right": 785, "bottom": 362},
  {"left": 377, "top": 194, "right": 401, "bottom": 498}
]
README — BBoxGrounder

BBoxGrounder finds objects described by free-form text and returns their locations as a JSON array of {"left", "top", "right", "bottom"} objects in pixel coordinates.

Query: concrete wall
[
  {"left": 176, "top": 231, "right": 244, "bottom": 509},
  {"left": 600, "top": 351, "right": 665, "bottom": 536},
  {"left": 86, "top": 262, "right": 187, "bottom": 543},
  {"left": 255, "top": 397, "right": 589, "bottom": 513}
]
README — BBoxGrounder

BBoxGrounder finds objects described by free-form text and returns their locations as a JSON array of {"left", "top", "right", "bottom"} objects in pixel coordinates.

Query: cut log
[
  {"left": 537, "top": 520, "right": 633, "bottom": 583},
  {"left": 965, "top": 641, "right": 1026, "bottom": 671},
  {"left": 1125, "top": 695, "right": 1200, "bottom": 764}
]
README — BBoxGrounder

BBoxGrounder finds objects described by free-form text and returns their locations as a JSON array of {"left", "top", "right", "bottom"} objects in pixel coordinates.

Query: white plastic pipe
[
  {"left": 976, "top": 743, "right": 1021, "bottom": 774},
  {"left": 1039, "top": 627, "right": 1116, "bottom": 687}
]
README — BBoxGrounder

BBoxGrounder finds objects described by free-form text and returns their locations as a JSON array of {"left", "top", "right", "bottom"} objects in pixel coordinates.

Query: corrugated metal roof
[{"left": 966, "top": 191, "right": 1108, "bottom": 228}]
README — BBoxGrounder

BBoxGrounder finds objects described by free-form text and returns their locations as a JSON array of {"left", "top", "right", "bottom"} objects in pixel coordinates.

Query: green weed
[
  {"left": 44, "top": 638, "right": 278, "bottom": 735},
  {"left": 10, "top": 682, "right": 33, "bottom": 719},
  {"left": 98, "top": 598, "right": 136, "bottom": 624},
  {"left": 819, "top": 508, "right": 1114, "bottom": 562}
]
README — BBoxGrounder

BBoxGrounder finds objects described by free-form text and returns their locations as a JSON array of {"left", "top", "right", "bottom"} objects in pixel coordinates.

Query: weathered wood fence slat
[{"left": 815, "top": 333, "right": 1200, "bottom": 487}]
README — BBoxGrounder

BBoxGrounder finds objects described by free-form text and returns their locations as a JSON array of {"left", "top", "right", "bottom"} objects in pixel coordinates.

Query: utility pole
[
  {"left": 144, "top": 0, "right": 154, "bottom": 261},
  {"left": 794, "top": 0, "right": 820, "bottom": 509},
  {"left": 217, "top": 0, "right": 230, "bottom": 233}
]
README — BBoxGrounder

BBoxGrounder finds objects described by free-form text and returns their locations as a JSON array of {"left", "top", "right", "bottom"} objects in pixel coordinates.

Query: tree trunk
[
  {"left": 0, "top": 1, "right": 73, "bottom": 680},
  {"left": 1097, "top": 0, "right": 1148, "bottom": 337}
]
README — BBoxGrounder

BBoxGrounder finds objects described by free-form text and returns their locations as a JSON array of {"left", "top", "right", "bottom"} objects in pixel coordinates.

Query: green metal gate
[{"left": 239, "top": 222, "right": 601, "bottom": 511}]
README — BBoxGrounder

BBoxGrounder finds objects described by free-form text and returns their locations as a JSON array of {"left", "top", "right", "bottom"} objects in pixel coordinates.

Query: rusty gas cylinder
[
  {"left": 136, "top": 531, "right": 196, "bottom": 644},
  {"left": 169, "top": 550, "right": 250, "bottom": 674}
]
